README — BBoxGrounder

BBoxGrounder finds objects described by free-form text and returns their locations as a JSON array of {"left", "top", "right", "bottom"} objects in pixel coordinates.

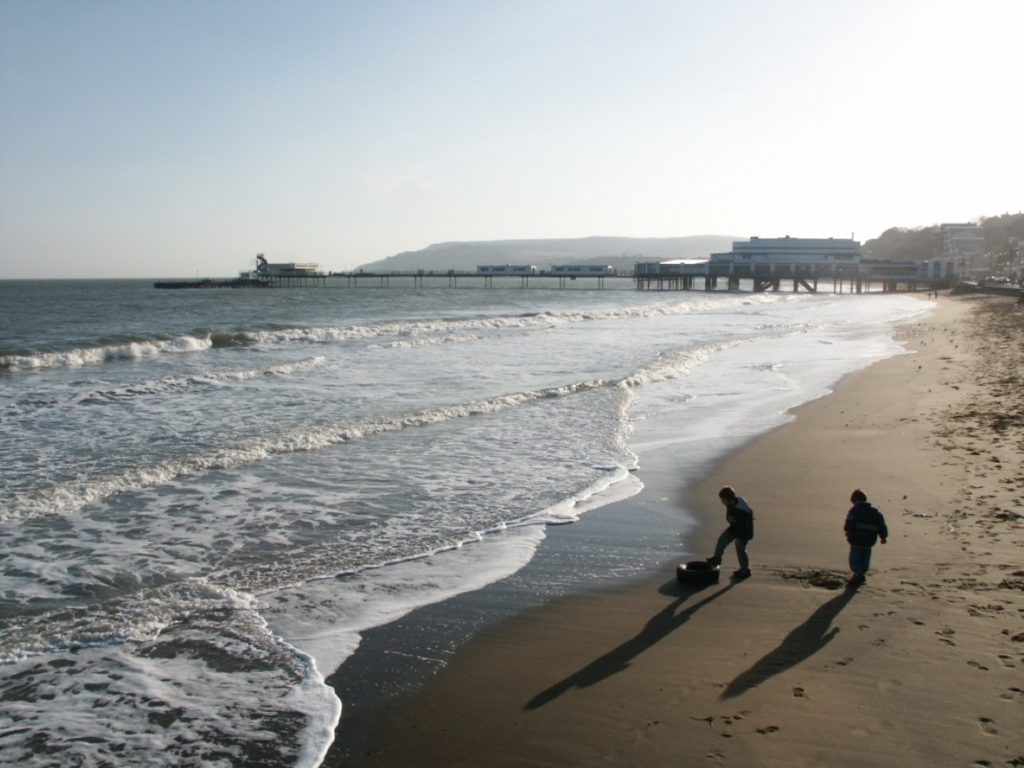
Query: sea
[{"left": 0, "top": 278, "right": 931, "bottom": 767}]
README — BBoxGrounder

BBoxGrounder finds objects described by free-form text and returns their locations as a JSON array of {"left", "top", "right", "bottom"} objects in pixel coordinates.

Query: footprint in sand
[
  {"left": 825, "top": 657, "right": 855, "bottom": 670},
  {"left": 755, "top": 726, "right": 780, "bottom": 735},
  {"left": 968, "top": 661, "right": 991, "bottom": 671},
  {"left": 792, "top": 687, "right": 806, "bottom": 698},
  {"left": 718, "top": 712, "right": 749, "bottom": 728},
  {"left": 978, "top": 717, "right": 998, "bottom": 735}
]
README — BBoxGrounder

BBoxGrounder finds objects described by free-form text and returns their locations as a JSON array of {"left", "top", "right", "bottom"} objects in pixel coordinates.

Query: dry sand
[{"left": 330, "top": 294, "right": 1023, "bottom": 768}]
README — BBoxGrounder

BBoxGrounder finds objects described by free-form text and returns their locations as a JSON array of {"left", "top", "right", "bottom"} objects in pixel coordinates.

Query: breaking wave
[
  {"left": 3, "top": 357, "right": 327, "bottom": 417},
  {"left": 0, "top": 335, "right": 212, "bottom": 372},
  {"left": 0, "top": 340, "right": 730, "bottom": 522},
  {"left": 1, "top": 293, "right": 776, "bottom": 373}
]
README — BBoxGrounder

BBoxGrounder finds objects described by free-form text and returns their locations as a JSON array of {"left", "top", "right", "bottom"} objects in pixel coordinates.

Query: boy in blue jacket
[{"left": 844, "top": 489, "right": 888, "bottom": 586}]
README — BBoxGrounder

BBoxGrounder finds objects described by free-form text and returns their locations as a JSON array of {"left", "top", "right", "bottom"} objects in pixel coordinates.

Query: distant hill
[{"left": 356, "top": 235, "right": 738, "bottom": 273}]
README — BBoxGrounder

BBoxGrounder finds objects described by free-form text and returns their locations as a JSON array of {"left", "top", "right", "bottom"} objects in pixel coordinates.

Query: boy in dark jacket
[
  {"left": 844, "top": 489, "right": 888, "bottom": 586},
  {"left": 707, "top": 486, "right": 754, "bottom": 579}
]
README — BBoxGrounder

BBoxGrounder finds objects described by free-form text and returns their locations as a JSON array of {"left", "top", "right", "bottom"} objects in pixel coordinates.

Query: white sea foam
[
  {"left": 265, "top": 525, "right": 548, "bottom": 679},
  {"left": 1, "top": 366, "right": 637, "bottom": 521},
  {"left": 2, "top": 357, "right": 328, "bottom": 417},
  {"left": 0, "top": 583, "right": 339, "bottom": 768}
]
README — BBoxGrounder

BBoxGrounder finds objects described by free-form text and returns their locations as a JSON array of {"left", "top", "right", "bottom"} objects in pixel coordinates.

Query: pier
[
  {"left": 324, "top": 270, "right": 626, "bottom": 289},
  {"left": 153, "top": 269, "right": 957, "bottom": 294},
  {"left": 155, "top": 237, "right": 1013, "bottom": 295},
  {"left": 154, "top": 277, "right": 274, "bottom": 289}
]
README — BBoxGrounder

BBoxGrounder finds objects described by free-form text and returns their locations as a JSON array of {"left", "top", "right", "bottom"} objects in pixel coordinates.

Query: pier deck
[{"left": 153, "top": 270, "right": 1003, "bottom": 296}]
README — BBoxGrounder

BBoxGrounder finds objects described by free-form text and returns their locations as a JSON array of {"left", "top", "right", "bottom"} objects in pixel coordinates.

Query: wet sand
[{"left": 326, "top": 294, "right": 1024, "bottom": 768}]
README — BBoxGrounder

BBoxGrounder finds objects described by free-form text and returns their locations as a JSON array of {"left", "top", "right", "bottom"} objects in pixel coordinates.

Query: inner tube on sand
[{"left": 676, "top": 560, "right": 720, "bottom": 585}]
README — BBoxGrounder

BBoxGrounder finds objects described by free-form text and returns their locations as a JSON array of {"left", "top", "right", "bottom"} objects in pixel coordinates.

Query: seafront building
[
  {"left": 712, "top": 236, "right": 863, "bottom": 267},
  {"left": 635, "top": 236, "right": 958, "bottom": 293},
  {"left": 939, "top": 223, "right": 986, "bottom": 276}
]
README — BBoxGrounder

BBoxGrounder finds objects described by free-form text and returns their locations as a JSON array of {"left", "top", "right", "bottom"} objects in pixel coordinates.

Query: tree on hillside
[
  {"left": 865, "top": 213, "right": 1024, "bottom": 270},
  {"left": 980, "top": 213, "right": 1024, "bottom": 272},
  {"left": 863, "top": 226, "right": 939, "bottom": 261}
]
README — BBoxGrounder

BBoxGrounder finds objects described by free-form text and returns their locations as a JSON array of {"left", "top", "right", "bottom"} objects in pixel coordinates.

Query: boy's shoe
[
  {"left": 732, "top": 568, "right": 751, "bottom": 579},
  {"left": 706, "top": 556, "right": 721, "bottom": 566},
  {"left": 847, "top": 574, "right": 865, "bottom": 587}
]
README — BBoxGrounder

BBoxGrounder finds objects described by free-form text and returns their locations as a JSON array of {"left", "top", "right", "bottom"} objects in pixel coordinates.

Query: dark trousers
[
  {"left": 713, "top": 527, "right": 749, "bottom": 570},
  {"left": 848, "top": 545, "right": 873, "bottom": 576}
]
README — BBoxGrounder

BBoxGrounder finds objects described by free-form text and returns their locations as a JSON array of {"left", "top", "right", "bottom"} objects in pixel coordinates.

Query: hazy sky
[{"left": 1, "top": 0, "right": 1021, "bottom": 279}]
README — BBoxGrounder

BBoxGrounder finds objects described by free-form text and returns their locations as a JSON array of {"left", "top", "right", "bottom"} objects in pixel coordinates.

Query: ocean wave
[
  {"left": 76, "top": 356, "right": 329, "bottom": 403},
  {"left": 0, "top": 383, "right": 592, "bottom": 521},
  {"left": 0, "top": 335, "right": 212, "bottom": 372},
  {"left": 235, "top": 294, "right": 776, "bottom": 348},
  {"left": 0, "top": 293, "right": 786, "bottom": 375},
  {"left": 618, "top": 337, "right": 748, "bottom": 389},
  {"left": 3, "top": 357, "right": 327, "bottom": 417},
  {"left": 0, "top": 336, "right": 739, "bottom": 522},
  {"left": 370, "top": 332, "right": 485, "bottom": 350}
]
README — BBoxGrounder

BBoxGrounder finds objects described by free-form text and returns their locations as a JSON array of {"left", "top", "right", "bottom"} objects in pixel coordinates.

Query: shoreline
[
  {"left": 323, "top": 294, "right": 1023, "bottom": 767},
  {"left": 321, "top": 430, "right": 705, "bottom": 762}
]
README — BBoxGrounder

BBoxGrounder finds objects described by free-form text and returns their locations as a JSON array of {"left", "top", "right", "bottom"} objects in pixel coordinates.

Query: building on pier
[
  {"left": 549, "top": 264, "right": 616, "bottom": 276},
  {"left": 712, "top": 236, "right": 863, "bottom": 267},
  {"left": 239, "top": 254, "right": 326, "bottom": 286},
  {"left": 635, "top": 236, "right": 960, "bottom": 293},
  {"left": 476, "top": 264, "right": 539, "bottom": 275}
]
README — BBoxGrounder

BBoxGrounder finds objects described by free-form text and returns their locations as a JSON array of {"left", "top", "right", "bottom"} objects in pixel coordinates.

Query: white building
[
  {"left": 263, "top": 262, "right": 321, "bottom": 277},
  {"left": 476, "top": 265, "right": 538, "bottom": 275},
  {"left": 549, "top": 265, "right": 615, "bottom": 276},
  {"left": 635, "top": 236, "right": 957, "bottom": 286},
  {"left": 710, "top": 236, "right": 862, "bottom": 267},
  {"left": 939, "top": 223, "right": 985, "bottom": 276}
]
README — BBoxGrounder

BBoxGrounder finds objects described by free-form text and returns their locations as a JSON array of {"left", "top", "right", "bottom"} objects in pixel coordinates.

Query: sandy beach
[{"left": 326, "top": 293, "right": 1023, "bottom": 768}]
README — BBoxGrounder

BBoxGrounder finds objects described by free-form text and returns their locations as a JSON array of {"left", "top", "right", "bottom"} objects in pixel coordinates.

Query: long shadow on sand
[
  {"left": 525, "top": 579, "right": 736, "bottom": 710},
  {"left": 720, "top": 586, "right": 857, "bottom": 700}
]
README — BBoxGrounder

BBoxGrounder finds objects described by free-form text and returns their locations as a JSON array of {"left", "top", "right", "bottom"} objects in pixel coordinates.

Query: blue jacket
[{"left": 845, "top": 502, "right": 888, "bottom": 547}]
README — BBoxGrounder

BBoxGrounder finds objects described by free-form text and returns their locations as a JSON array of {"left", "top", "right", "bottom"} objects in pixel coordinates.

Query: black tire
[{"left": 677, "top": 560, "right": 720, "bottom": 585}]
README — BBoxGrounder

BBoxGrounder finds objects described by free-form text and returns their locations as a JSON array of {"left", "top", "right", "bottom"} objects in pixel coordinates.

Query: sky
[{"left": 1, "top": 0, "right": 1021, "bottom": 279}]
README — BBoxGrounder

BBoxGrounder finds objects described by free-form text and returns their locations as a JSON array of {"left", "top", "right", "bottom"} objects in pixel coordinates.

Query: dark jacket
[
  {"left": 727, "top": 497, "right": 755, "bottom": 541},
  {"left": 845, "top": 502, "right": 888, "bottom": 547}
]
